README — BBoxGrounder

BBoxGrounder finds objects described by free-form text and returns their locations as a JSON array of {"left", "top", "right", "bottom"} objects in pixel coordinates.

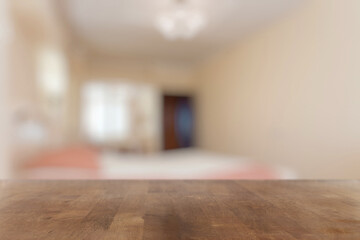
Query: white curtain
[
  {"left": 81, "top": 81, "right": 160, "bottom": 152},
  {"left": 82, "top": 82, "right": 133, "bottom": 143}
]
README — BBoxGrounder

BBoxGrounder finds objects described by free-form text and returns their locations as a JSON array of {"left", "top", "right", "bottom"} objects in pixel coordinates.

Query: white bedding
[{"left": 99, "top": 148, "right": 296, "bottom": 179}]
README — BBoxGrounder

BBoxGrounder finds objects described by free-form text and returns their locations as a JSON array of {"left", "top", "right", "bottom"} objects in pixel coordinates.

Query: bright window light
[
  {"left": 37, "top": 46, "right": 68, "bottom": 98},
  {"left": 82, "top": 82, "right": 132, "bottom": 143}
]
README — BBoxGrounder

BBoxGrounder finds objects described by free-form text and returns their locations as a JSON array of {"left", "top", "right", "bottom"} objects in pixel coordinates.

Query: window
[
  {"left": 36, "top": 45, "right": 68, "bottom": 118},
  {"left": 37, "top": 46, "right": 68, "bottom": 99},
  {"left": 82, "top": 82, "right": 132, "bottom": 143}
]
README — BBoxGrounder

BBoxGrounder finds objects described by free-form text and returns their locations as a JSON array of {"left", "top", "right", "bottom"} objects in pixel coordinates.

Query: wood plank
[{"left": 0, "top": 180, "right": 359, "bottom": 239}]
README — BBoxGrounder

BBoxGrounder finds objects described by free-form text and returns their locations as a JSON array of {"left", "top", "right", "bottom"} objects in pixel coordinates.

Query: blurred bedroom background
[{"left": 1, "top": 0, "right": 360, "bottom": 180}]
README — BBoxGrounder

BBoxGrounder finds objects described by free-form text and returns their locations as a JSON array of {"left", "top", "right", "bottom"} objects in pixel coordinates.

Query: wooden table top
[{"left": 0, "top": 180, "right": 359, "bottom": 239}]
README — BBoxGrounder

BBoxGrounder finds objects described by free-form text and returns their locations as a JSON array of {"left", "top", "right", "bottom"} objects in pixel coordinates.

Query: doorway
[{"left": 162, "top": 95, "right": 194, "bottom": 150}]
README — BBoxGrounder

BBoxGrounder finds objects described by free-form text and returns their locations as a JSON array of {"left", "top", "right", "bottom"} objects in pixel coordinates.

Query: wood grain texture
[{"left": 0, "top": 180, "right": 359, "bottom": 239}]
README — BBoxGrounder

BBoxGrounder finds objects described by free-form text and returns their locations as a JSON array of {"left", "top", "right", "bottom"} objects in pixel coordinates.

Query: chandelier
[{"left": 155, "top": 0, "right": 207, "bottom": 40}]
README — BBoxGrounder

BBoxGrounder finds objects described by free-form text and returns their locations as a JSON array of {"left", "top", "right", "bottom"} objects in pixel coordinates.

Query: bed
[{"left": 19, "top": 147, "right": 296, "bottom": 180}]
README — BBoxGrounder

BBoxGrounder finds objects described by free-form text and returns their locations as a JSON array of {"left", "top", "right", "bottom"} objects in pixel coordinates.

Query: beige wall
[
  {"left": 9, "top": 0, "right": 69, "bottom": 119},
  {"left": 0, "top": 0, "right": 13, "bottom": 178},
  {"left": 196, "top": 0, "right": 360, "bottom": 179},
  {"left": 87, "top": 56, "right": 196, "bottom": 93},
  {"left": 6, "top": 0, "right": 71, "bottom": 169}
]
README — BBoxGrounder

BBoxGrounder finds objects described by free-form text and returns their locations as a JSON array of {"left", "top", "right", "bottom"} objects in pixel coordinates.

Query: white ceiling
[{"left": 61, "top": 0, "right": 304, "bottom": 63}]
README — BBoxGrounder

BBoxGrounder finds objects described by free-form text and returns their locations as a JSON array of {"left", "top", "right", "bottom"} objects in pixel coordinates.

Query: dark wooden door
[{"left": 163, "top": 95, "right": 194, "bottom": 150}]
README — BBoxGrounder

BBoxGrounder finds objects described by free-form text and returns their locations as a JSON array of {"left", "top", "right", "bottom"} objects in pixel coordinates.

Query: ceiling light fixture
[{"left": 155, "top": 0, "right": 207, "bottom": 40}]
